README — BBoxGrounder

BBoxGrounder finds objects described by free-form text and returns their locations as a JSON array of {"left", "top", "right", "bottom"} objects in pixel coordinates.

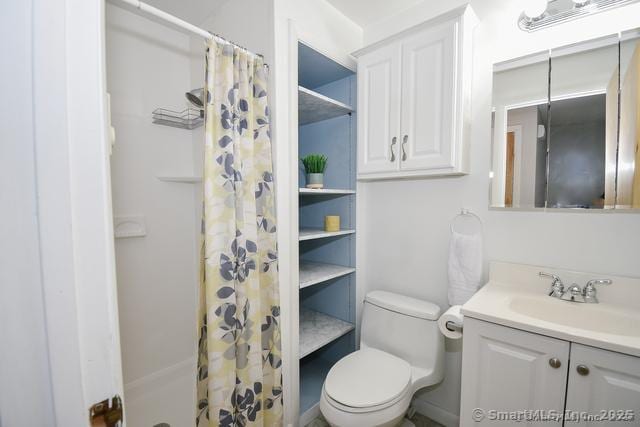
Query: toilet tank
[{"left": 360, "top": 291, "right": 444, "bottom": 384}]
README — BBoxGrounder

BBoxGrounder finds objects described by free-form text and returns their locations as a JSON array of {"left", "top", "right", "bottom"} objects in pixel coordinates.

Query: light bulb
[{"left": 523, "top": 0, "right": 548, "bottom": 19}]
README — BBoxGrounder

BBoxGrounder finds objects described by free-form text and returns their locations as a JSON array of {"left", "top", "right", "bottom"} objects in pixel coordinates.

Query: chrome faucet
[
  {"left": 539, "top": 272, "right": 612, "bottom": 303},
  {"left": 582, "top": 279, "right": 612, "bottom": 304},
  {"left": 539, "top": 272, "right": 565, "bottom": 298}
]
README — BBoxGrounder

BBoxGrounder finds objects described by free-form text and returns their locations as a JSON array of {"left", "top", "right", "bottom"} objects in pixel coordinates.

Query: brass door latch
[{"left": 90, "top": 395, "right": 123, "bottom": 427}]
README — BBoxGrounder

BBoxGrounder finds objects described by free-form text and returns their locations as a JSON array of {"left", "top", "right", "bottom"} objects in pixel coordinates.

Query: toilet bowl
[{"left": 319, "top": 291, "right": 444, "bottom": 427}]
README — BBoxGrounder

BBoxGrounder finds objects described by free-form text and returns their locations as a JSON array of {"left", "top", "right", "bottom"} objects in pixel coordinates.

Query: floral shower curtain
[{"left": 196, "top": 40, "right": 282, "bottom": 427}]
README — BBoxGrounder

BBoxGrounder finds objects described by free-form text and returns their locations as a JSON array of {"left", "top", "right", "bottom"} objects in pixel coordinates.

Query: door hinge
[{"left": 90, "top": 395, "right": 123, "bottom": 427}]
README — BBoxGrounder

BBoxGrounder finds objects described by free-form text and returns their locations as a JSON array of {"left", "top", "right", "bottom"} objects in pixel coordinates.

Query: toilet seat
[{"left": 324, "top": 348, "right": 412, "bottom": 411}]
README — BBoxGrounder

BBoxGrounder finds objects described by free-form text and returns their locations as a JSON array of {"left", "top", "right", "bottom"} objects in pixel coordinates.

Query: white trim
[
  {"left": 32, "top": 0, "right": 88, "bottom": 424},
  {"left": 274, "top": 19, "right": 301, "bottom": 427},
  {"left": 33, "top": 0, "right": 124, "bottom": 423},
  {"left": 411, "top": 398, "right": 460, "bottom": 427}
]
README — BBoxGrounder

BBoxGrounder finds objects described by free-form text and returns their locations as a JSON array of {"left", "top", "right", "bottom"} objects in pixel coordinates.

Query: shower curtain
[{"left": 196, "top": 40, "right": 282, "bottom": 427}]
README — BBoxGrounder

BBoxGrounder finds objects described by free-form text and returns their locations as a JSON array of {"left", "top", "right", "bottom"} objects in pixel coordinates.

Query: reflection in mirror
[
  {"left": 618, "top": 33, "right": 640, "bottom": 208},
  {"left": 549, "top": 39, "right": 619, "bottom": 209},
  {"left": 491, "top": 54, "right": 549, "bottom": 208}
]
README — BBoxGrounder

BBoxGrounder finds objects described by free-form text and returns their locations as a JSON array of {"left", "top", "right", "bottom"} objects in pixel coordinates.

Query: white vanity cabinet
[
  {"left": 460, "top": 318, "right": 569, "bottom": 426},
  {"left": 461, "top": 318, "right": 640, "bottom": 427},
  {"left": 565, "top": 344, "right": 640, "bottom": 426},
  {"left": 353, "top": 5, "right": 476, "bottom": 180}
]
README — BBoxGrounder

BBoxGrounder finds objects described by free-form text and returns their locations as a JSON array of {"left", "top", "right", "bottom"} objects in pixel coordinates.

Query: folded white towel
[{"left": 448, "top": 231, "right": 482, "bottom": 306}]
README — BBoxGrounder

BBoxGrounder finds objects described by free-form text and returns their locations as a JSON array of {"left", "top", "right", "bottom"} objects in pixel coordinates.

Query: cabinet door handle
[
  {"left": 401, "top": 135, "right": 408, "bottom": 161},
  {"left": 576, "top": 365, "right": 590, "bottom": 376},
  {"left": 390, "top": 136, "right": 397, "bottom": 162},
  {"left": 548, "top": 358, "right": 562, "bottom": 369}
]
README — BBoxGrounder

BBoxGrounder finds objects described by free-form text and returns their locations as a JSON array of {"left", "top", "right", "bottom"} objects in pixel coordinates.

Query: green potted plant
[{"left": 301, "top": 154, "right": 328, "bottom": 189}]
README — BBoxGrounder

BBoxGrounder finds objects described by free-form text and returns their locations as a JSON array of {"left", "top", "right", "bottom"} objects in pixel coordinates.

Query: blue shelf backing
[
  {"left": 298, "top": 42, "right": 354, "bottom": 90},
  {"left": 299, "top": 333, "right": 355, "bottom": 415},
  {"left": 299, "top": 357, "right": 332, "bottom": 414}
]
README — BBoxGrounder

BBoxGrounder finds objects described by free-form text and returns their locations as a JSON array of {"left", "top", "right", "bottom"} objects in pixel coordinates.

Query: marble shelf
[
  {"left": 299, "top": 228, "right": 355, "bottom": 241},
  {"left": 299, "top": 188, "right": 355, "bottom": 195},
  {"left": 298, "top": 86, "right": 353, "bottom": 125},
  {"left": 299, "top": 261, "right": 355, "bottom": 289},
  {"left": 299, "top": 308, "right": 354, "bottom": 359}
]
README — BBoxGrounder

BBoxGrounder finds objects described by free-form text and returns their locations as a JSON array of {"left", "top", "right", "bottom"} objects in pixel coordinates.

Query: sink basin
[
  {"left": 461, "top": 262, "right": 640, "bottom": 357},
  {"left": 509, "top": 296, "right": 640, "bottom": 337}
]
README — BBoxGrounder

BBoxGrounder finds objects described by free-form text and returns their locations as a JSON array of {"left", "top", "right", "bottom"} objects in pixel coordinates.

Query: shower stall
[{"left": 105, "top": 1, "right": 273, "bottom": 425}]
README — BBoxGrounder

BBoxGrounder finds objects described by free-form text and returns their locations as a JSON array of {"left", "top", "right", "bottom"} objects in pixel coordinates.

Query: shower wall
[{"left": 106, "top": 4, "right": 200, "bottom": 426}]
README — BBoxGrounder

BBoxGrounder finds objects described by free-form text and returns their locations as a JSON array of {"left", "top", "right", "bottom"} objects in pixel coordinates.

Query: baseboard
[
  {"left": 124, "top": 357, "right": 195, "bottom": 403},
  {"left": 411, "top": 398, "right": 460, "bottom": 427},
  {"left": 299, "top": 403, "right": 320, "bottom": 426}
]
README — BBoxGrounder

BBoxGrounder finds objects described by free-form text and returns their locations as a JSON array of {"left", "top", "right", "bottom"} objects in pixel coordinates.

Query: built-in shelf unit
[{"left": 297, "top": 42, "right": 357, "bottom": 422}]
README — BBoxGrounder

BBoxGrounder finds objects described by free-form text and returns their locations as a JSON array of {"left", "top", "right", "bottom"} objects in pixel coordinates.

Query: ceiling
[{"left": 325, "top": 0, "right": 426, "bottom": 27}]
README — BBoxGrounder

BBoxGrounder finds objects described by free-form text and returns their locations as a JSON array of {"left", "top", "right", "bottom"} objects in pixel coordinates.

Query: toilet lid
[{"left": 324, "top": 348, "right": 411, "bottom": 408}]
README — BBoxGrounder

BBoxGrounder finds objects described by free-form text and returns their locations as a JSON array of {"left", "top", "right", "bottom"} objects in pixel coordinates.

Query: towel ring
[{"left": 450, "top": 208, "right": 483, "bottom": 234}]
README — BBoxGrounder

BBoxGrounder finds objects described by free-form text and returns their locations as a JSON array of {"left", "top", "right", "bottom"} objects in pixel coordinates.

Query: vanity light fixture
[{"left": 519, "top": 0, "right": 640, "bottom": 32}]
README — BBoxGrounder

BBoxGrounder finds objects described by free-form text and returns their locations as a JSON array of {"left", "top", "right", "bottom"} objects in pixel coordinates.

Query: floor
[{"left": 306, "top": 413, "right": 444, "bottom": 427}]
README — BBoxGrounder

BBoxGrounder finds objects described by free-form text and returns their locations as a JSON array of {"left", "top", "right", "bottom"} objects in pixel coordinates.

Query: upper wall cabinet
[{"left": 353, "top": 6, "right": 477, "bottom": 180}]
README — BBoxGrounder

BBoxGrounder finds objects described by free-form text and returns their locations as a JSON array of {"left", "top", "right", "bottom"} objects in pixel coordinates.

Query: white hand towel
[{"left": 448, "top": 231, "right": 482, "bottom": 306}]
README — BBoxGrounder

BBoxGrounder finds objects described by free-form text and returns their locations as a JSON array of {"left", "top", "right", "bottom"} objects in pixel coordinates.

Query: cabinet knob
[
  {"left": 576, "top": 365, "right": 590, "bottom": 376},
  {"left": 548, "top": 357, "right": 562, "bottom": 369}
]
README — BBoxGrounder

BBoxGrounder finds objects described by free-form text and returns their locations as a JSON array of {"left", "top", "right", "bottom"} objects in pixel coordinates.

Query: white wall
[
  {"left": 358, "top": 0, "right": 640, "bottom": 423},
  {"left": 106, "top": 5, "right": 200, "bottom": 425},
  {"left": 0, "top": 2, "right": 55, "bottom": 425}
]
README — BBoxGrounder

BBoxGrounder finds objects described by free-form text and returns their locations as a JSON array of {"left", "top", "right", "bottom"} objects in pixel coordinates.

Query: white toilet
[{"left": 319, "top": 291, "right": 444, "bottom": 427}]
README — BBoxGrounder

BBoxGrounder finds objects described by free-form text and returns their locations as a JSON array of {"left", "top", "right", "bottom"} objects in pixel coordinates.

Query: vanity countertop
[{"left": 461, "top": 261, "right": 640, "bottom": 357}]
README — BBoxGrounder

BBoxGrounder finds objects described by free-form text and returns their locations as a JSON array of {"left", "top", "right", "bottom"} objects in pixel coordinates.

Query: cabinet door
[
  {"left": 399, "top": 22, "right": 456, "bottom": 171},
  {"left": 565, "top": 344, "right": 640, "bottom": 426},
  {"left": 357, "top": 43, "right": 402, "bottom": 175},
  {"left": 460, "top": 319, "right": 569, "bottom": 427}
]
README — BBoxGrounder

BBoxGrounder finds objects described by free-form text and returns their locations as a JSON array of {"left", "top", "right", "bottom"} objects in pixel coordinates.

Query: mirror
[
  {"left": 491, "top": 53, "right": 549, "bottom": 209},
  {"left": 490, "top": 33, "right": 640, "bottom": 210},
  {"left": 618, "top": 32, "right": 640, "bottom": 208},
  {"left": 548, "top": 38, "right": 618, "bottom": 209}
]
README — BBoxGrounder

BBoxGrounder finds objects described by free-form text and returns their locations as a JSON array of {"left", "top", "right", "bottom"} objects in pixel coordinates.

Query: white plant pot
[{"left": 306, "top": 173, "right": 324, "bottom": 189}]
